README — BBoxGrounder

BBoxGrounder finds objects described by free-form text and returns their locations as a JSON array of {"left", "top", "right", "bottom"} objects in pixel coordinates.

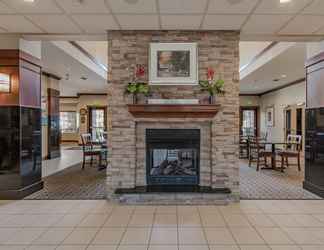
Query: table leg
[{"left": 272, "top": 144, "right": 276, "bottom": 170}]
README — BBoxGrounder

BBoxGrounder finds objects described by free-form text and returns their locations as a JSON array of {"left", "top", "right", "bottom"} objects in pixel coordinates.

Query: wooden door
[
  {"left": 47, "top": 88, "right": 60, "bottom": 159},
  {"left": 240, "top": 107, "right": 259, "bottom": 137}
]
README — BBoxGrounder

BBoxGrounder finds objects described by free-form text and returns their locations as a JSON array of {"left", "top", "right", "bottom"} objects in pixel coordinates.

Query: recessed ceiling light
[
  {"left": 281, "top": 74, "right": 287, "bottom": 78},
  {"left": 280, "top": 0, "right": 291, "bottom": 4},
  {"left": 124, "top": 0, "right": 139, "bottom": 4},
  {"left": 24, "top": 0, "right": 35, "bottom": 3},
  {"left": 227, "top": 0, "right": 243, "bottom": 5}
]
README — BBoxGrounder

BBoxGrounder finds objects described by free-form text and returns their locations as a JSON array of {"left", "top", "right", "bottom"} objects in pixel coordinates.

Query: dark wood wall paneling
[
  {"left": 305, "top": 52, "right": 324, "bottom": 109},
  {"left": 0, "top": 50, "right": 41, "bottom": 108},
  {"left": 47, "top": 88, "right": 61, "bottom": 159},
  {"left": 0, "top": 49, "right": 43, "bottom": 199}
]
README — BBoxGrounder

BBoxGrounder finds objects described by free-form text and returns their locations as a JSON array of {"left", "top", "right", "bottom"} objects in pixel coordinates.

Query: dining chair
[
  {"left": 248, "top": 137, "right": 272, "bottom": 171},
  {"left": 239, "top": 136, "right": 249, "bottom": 159},
  {"left": 277, "top": 134, "right": 302, "bottom": 171},
  {"left": 80, "top": 133, "right": 107, "bottom": 170}
]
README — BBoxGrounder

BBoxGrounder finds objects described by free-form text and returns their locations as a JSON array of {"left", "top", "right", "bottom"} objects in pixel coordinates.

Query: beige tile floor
[{"left": 1, "top": 200, "right": 324, "bottom": 249}]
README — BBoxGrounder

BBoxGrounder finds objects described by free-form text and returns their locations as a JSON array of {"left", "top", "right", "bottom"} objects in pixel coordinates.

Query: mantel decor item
[
  {"left": 80, "top": 108, "right": 87, "bottom": 124},
  {"left": 125, "top": 64, "right": 150, "bottom": 104},
  {"left": 149, "top": 43, "right": 198, "bottom": 85},
  {"left": 0, "top": 72, "right": 11, "bottom": 93},
  {"left": 199, "top": 68, "right": 225, "bottom": 104}
]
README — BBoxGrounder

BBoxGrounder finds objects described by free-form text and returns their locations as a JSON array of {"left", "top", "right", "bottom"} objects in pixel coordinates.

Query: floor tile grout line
[
  {"left": 218, "top": 207, "right": 240, "bottom": 248},
  {"left": 197, "top": 205, "right": 211, "bottom": 250},
  {"left": 117, "top": 206, "right": 136, "bottom": 248},
  {"left": 146, "top": 207, "right": 156, "bottom": 250}
]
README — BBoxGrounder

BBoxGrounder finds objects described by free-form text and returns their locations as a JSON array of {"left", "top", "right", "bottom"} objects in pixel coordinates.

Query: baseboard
[
  {"left": 303, "top": 181, "right": 324, "bottom": 198},
  {"left": 0, "top": 181, "right": 44, "bottom": 200}
]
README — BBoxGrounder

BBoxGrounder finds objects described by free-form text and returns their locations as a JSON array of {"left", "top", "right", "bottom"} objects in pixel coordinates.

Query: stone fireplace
[{"left": 107, "top": 30, "right": 240, "bottom": 204}]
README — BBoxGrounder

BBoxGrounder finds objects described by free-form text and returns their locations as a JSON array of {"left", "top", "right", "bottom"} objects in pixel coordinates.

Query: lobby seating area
[{"left": 27, "top": 159, "right": 320, "bottom": 201}]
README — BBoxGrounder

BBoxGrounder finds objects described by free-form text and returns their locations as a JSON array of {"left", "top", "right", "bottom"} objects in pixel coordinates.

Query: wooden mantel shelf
[{"left": 127, "top": 104, "right": 221, "bottom": 118}]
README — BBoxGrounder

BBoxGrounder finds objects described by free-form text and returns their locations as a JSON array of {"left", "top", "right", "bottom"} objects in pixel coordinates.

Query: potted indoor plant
[
  {"left": 199, "top": 67, "right": 225, "bottom": 104},
  {"left": 125, "top": 64, "right": 150, "bottom": 104}
]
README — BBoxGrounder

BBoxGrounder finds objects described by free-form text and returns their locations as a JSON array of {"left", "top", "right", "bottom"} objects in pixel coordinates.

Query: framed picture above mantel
[{"left": 149, "top": 42, "right": 198, "bottom": 85}]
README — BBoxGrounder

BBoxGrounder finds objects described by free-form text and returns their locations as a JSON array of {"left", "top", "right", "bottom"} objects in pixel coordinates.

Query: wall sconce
[{"left": 0, "top": 73, "right": 11, "bottom": 93}]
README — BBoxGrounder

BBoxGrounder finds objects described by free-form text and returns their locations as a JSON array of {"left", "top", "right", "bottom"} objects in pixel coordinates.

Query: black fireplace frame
[{"left": 146, "top": 129, "right": 200, "bottom": 186}]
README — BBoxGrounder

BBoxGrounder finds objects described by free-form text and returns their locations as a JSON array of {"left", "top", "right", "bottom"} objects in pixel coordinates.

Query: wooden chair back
[
  {"left": 249, "top": 137, "right": 265, "bottom": 155},
  {"left": 287, "top": 134, "right": 302, "bottom": 151},
  {"left": 81, "top": 133, "right": 93, "bottom": 152}
]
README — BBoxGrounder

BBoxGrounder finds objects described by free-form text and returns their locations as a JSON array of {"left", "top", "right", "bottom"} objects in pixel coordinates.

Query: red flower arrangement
[
  {"left": 126, "top": 64, "right": 150, "bottom": 104},
  {"left": 199, "top": 67, "right": 225, "bottom": 104},
  {"left": 135, "top": 64, "right": 145, "bottom": 79},
  {"left": 207, "top": 67, "right": 215, "bottom": 80}
]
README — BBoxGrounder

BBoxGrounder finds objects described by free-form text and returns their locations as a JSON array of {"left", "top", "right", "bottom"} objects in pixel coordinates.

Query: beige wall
[
  {"left": 60, "top": 99, "right": 79, "bottom": 142},
  {"left": 60, "top": 95, "right": 108, "bottom": 144},
  {"left": 240, "top": 95, "right": 260, "bottom": 107},
  {"left": 259, "top": 81, "right": 306, "bottom": 141}
]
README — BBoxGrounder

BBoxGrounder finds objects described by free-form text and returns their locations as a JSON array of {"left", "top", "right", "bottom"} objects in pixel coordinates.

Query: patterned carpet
[
  {"left": 26, "top": 160, "right": 322, "bottom": 200},
  {"left": 240, "top": 160, "right": 322, "bottom": 200},
  {"left": 26, "top": 163, "right": 106, "bottom": 200}
]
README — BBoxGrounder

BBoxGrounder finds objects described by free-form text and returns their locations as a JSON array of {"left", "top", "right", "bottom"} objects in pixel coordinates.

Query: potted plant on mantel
[
  {"left": 125, "top": 64, "right": 150, "bottom": 104},
  {"left": 199, "top": 67, "right": 225, "bottom": 104}
]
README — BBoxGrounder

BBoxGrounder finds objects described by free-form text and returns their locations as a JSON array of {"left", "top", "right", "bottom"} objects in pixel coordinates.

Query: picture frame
[
  {"left": 266, "top": 106, "right": 275, "bottom": 127},
  {"left": 0, "top": 73, "right": 11, "bottom": 93},
  {"left": 149, "top": 42, "right": 198, "bottom": 85}
]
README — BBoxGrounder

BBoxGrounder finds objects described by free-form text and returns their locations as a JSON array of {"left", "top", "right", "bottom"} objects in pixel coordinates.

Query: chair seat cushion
[
  {"left": 84, "top": 148, "right": 108, "bottom": 154},
  {"left": 277, "top": 150, "right": 298, "bottom": 156},
  {"left": 259, "top": 150, "right": 272, "bottom": 156}
]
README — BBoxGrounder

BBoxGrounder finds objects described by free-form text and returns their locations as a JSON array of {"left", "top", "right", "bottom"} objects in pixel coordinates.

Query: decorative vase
[
  {"left": 208, "top": 95, "right": 214, "bottom": 104},
  {"left": 133, "top": 93, "right": 138, "bottom": 104}
]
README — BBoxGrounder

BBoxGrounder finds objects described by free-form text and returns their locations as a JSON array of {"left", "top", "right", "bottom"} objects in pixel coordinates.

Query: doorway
[
  {"left": 240, "top": 107, "right": 258, "bottom": 137},
  {"left": 285, "top": 109, "right": 292, "bottom": 139},
  {"left": 88, "top": 106, "right": 107, "bottom": 142}
]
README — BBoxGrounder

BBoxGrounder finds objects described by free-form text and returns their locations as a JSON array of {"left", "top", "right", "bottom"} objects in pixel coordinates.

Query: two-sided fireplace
[{"left": 146, "top": 129, "right": 200, "bottom": 186}]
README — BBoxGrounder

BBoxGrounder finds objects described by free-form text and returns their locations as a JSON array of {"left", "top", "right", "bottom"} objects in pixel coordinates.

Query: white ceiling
[
  {"left": 42, "top": 41, "right": 107, "bottom": 96},
  {"left": 0, "top": 0, "right": 323, "bottom": 40},
  {"left": 240, "top": 42, "right": 306, "bottom": 94}
]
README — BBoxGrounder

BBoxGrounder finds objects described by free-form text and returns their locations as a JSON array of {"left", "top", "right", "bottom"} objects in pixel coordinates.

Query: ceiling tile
[
  {"left": 0, "top": 2, "right": 15, "bottom": 14},
  {"left": 116, "top": 14, "right": 159, "bottom": 29},
  {"left": 242, "top": 14, "right": 292, "bottom": 34},
  {"left": 107, "top": 0, "right": 156, "bottom": 14},
  {"left": 0, "top": 15, "right": 42, "bottom": 33},
  {"left": 27, "top": 15, "right": 82, "bottom": 33},
  {"left": 255, "top": 0, "right": 312, "bottom": 14},
  {"left": 55, "top": 0, "right": 110, "bottom": 14},
  {"left": 202, "top": 15, "right": 247, "bottom": 30},
  {"left": 2, "top": 0, "right": 63, "bottom": 14},
  {"left": 159, "top": 0, "right": 208, "bottom": 14},
  {"left": 72, "top": 14, "right": 118, "bottom": 33},
  {"left": 208, "top": 0, "right": 259, "bottom": 14},
  {"left": 303, "top": 0, "right": 324, "bottom": 14},
  {"left": 279, "top": 15, "right": 324, "bottom": 34},
  {"left": 160, "top": 15, "right": 203, "bottom": 30}
]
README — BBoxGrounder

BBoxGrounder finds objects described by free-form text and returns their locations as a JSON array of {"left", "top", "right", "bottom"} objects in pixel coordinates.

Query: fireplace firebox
[{"left": 146, "top": 129, "right": 200, "bottom": 186}]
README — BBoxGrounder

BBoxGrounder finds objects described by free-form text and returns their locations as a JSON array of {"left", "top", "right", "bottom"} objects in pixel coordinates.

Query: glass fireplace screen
[{"left": 150, "top": 149, "right": 197, "bottom": 177}]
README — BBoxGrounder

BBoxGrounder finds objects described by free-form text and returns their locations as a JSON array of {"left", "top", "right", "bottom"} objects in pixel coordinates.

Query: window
[{"left": 60, "top": 111, "right": 77, "bottom": 133}]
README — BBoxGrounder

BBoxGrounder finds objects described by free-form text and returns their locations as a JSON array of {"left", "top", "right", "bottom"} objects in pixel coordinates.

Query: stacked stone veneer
[{"left": 107, "top": 30, "right": 240, "bottom": 203}]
